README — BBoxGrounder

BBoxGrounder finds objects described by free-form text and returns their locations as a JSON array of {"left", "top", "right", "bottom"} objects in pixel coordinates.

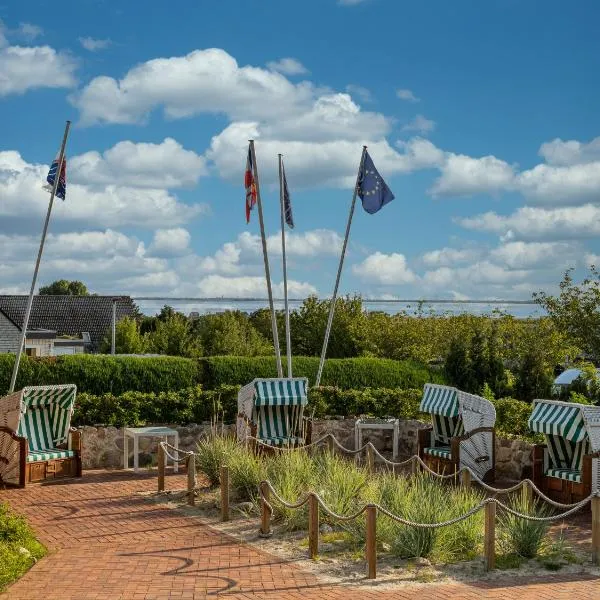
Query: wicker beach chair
[
  {"left": 0, "top": 384, "right": 81, "bottom": 487},
  {"left": 417, "top": 383, "right": 496, "bottom": 482},
  {"left": 529, "top": 398, "right": 600, "bottom": 503},
  {"left": 236, "top": 378, "right": 311, "bottom": 448}
]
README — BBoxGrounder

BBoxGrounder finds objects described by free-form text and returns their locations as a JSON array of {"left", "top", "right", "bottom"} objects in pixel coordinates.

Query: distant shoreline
[{"left": 133, "top": 297, "right": 545, "bottom": 318}]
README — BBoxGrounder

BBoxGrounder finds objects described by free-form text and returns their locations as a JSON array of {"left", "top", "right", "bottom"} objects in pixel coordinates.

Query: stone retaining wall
[{"left": 79, "top": 418, "right": 533, "bottom": 481}]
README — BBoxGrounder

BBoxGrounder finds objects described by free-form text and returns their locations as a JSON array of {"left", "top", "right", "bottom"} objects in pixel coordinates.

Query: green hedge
[
  {"left": 199, "top": 356, "right": 445, "bottom": 390},
  {"left": 0, "top": 354, "right": 200, "bottom": 395},
  {"left": 72, "top": 385, "right": 539, "bottom": 443},
  {"left": 0, "top": 353, "right": 443, "bottom": 395}
]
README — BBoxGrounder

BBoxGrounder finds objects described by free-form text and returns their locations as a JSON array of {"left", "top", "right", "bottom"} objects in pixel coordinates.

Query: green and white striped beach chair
[
  {"left": 0, "top": 384, "right": 82, "bottom": 487},
  {"left": 236, "top": 378, "right": 310, "bottom": 448},
  {"left": 417, "top": 383, "right": 496, "bottom": 481},
  {"left": 529, "top": 399, "right": 600, "bottom": 502}
]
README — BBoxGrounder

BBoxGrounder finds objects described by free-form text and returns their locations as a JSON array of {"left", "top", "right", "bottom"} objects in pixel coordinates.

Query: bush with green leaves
[
  {"left": 200, "top": 356, "right": 445, "bottom": 390},
  {"left": 197, "top": 437, "right": 485, "bottom": 562},
  {"left": 0, "top": 353, "right": 200, "bottom": 395},
  {"left": 498, "top": 491, "right": 552, "bottom": 559},
  {"left": 0, "top": 503, "right": 46, "bottom": 591}
]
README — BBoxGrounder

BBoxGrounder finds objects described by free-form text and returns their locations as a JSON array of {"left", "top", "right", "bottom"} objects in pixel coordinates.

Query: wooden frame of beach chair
[
  {"left": 530, "top": 398, "right": 600, "bottom": 504},
  {"left": 417, "top": 384, "right": 497, "bottom": 482},
  {"left": 0, "top": 384, "right": 82, "bottom": 487},
  {"left": 236, "top": 378, "right": 312, "bottom": 452}
]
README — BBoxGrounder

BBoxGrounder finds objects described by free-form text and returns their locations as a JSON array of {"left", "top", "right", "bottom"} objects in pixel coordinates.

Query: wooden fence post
[
  {"left": 461, "top": 468, "right": 471, "bottom": 489},
  {"left": 592, "top": 495, "right": 600, "bottom": 565},
  {"left": 327, "top": 434, "right": 334, "bottom": 454},
  {"left": 220, "top": 465, "right": 230, "bottom": 521},
  {"left": 158, "top": 444, "right": 165, "bottom": 492},
  {"left": 365, "top": 505, "right": 377, "bottom": 579},
  {"left": 260, "top": 482, "right": 272, "bottom": 537},
  {"left": 366, "top": 444, "right": 374, "bottom": 474},
  {"left": 187, "top": 454, "right": 195, "bottom": 506},
  {"left": 308, "top": 494, "right": 319, "bottom": 559},
  {"left": 521, "top": 480, "right": 532, "bottom": 507},
  {"left": 484, "top": 500, "right": 496, "bottom": 571},
  {"left": 411, "top": 455, "right": 418, "bottom": 476}
]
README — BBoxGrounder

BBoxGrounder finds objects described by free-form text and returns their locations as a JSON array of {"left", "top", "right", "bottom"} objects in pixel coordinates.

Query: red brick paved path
[{"left": 1, "top": 470, "right": 599, "bottom": 599}]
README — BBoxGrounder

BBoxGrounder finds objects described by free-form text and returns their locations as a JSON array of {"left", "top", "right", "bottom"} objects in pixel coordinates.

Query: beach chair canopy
[
  {"left": 237, "top": 378, "right": 308, "bottom": 447},
  {"left": 419, "top": 383, "right": 496, "bottom": 448},
  {"left": 0, "top": 384, "right": 77, "bottom": 484},
  {"left": 529, "top": 399, "right": 600, "bottom": 483}
]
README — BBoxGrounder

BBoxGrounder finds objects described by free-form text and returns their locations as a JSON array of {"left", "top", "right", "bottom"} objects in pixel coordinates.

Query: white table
[
  {"left": 355, "top": 418, "right": 399, "bottom": 460},
  {"left": 124, "top": 426, "right": 180, "bottom": 473}
]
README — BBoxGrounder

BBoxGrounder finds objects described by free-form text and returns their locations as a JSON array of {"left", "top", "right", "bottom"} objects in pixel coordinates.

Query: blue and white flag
[
  {"left": 282, "top": 159, "right": 294, "bottom": 228},
  {"left": 357, "top": 151, "right": 394, "bottom": 214},
  {"left": 44, "top": 155, "right": 67, "bottom": 200}
]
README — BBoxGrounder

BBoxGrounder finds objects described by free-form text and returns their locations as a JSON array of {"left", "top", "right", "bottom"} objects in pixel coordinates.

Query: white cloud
[
  {"left": 79, "top": 37, "right": 112, "bottom": 52},
  {"left": 396, "top": 88, "right": 419, "bottom": 102},
  {"left": 401, "top": 114, "right": 436, "bottom": 134},
  {"left": 458, "top": 204, "right": 600, "bottom": 241},
  {"left": 489, "top": 241, "right": 579, "bottom": 270},
  {"left": 352, "top": 252, "right": 417, "bottom": 285},
  {"left": 538, "top": 136, "right": 600, "bottom": 166},
  {"left": 0, "top": 150, "right": 205, "bottom": 231},
  {"left": 515, "top": 161, "right": 600, "bottom": 204},
  {"left": 195, "top": 275, "right": 316, "bottom": 298},
  {"left": 150, "top": 228, "right": 191, "bottom": 257},
  {"left": 345, "top": 84, "right": 372, "bottom": 103},
  {"left": 207, "top": 121, "right": 401, "bottom": 188},
  {"left": 71, "top": 48, "right": 316, "bottom": 125},
  {"left": 194, "top": 229, "right": 343, "bottom": 276},
  {"left": 71, "top": 138, "right": 207, "bottom": 188},
  {"left": 0, "top": 44, "right": 77, "bottom": 96},
  {"left": 431, "top": 153, "right": 516, "bottom": 197},
  {"left": 421, "top": 247, "right": 480, "bottom": 267},
  {"left": 267, "top": 57, "right": 308, "bottom": 75},
  {"left": 15, "top": 23, "right": 43, "bottom": 41}
]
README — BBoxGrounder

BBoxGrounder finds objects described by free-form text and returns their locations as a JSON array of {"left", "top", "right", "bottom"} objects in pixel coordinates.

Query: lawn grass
[{"left": 0, "top": 502, "right": 46, "bottom": 592}]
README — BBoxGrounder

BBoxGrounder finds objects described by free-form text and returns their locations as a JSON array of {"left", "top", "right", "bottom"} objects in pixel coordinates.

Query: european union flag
[{"left": 357, "top": 151, "right": 394, "bottom": 214}]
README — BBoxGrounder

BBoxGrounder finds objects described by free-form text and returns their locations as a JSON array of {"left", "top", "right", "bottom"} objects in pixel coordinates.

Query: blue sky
[{"left": 1, "top": 0, "right": 600, "bottom": 303}]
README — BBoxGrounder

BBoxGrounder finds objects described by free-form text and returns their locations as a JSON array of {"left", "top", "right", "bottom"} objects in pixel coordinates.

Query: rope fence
[
  {"left": 256, "top": 477, "right": 599, "bottom": 577},
  {"left": 156, "top": 434, "right": 600, "bottom": 577}
]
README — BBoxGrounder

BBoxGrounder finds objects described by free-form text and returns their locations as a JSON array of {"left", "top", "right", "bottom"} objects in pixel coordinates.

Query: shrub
[
  {"left": 0, "top": 353, "right": 200, "bottom": 395},
  {"left": 498, "top": 491, "right": 552, "bottom": 558},
  {"left": 0, "top": 503, "right": 46, "bottom": 591},
  {"left": 195, "top": 432, "right": 238, "bottom": 486},
  {"left": 266, "top": 451, "right": 317, "bottom": 530},
  {"left": 199, "top": 356, "right": 445, "bottom": 390}
]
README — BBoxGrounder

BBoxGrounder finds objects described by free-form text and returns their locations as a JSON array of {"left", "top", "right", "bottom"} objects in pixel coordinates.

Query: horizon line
[{"left": 132, "top": 297, "right": 539, "bottom": 305}]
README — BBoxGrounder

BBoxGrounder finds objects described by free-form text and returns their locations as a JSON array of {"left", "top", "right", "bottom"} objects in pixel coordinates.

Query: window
[{"left": 25, "top": 347, "right": 38, "bottom": 357}]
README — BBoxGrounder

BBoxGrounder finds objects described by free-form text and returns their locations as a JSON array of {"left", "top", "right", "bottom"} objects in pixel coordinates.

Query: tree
[
  {"left": 444, "top": 337, "right": 473, "bottom": 391},
  {"left": 39, "top": 279, "right": 89, "bottom": 295},
  {"left": 470, "top": 329, "right": 489, "bottom": 393},
  {"left": 146, "top": 314, "right": 202, "bottom": 358},
  {"left": 196, "top": 311, "right": 272, "bottom": 356},
  {"left": 100, "top": 317, "right": 147, "bottom": 354},
  {"left": 515, "top": 349, "right": 552, "bottom": 402},
  {"left": 487, "top": 322, "right": 507, "bottom": 397},
  {"left": 534, "top": 267, "right": 600, "bottom": 359}
]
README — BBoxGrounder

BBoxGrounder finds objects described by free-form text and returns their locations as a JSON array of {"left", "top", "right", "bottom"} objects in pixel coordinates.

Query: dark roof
[{"left": 0, "top": 295, "right": 136, "bottom": 348}]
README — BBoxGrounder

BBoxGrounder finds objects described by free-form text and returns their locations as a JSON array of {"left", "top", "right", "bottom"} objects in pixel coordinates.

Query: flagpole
[
  {"left": 250, "top": 140, "right": 283, "bottom": 378},
  {"left": 8, "top": 120, "right": 71, "bottom": 394},
  {"left": 279, "top": 154, "right": 292, "bottom": 378},
  {"left": 315, "top": 145, "right": 367, "bottom": 388}
]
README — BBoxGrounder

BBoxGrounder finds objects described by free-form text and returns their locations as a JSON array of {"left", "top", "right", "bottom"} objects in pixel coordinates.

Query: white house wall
[{"left": 0, "top": 312, "right": 20, "bottom": 353}]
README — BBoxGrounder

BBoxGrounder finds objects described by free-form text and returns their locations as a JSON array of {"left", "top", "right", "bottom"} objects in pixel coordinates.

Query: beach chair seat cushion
[
  {"left": 423, "top": 446, "right": 452, "bottom": 460},
  {"left": 546, "top": 467, "right": 582, "bottom": 483},
  {"left": 27, "top": 448, "right": 75, "bottom": 463}
]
